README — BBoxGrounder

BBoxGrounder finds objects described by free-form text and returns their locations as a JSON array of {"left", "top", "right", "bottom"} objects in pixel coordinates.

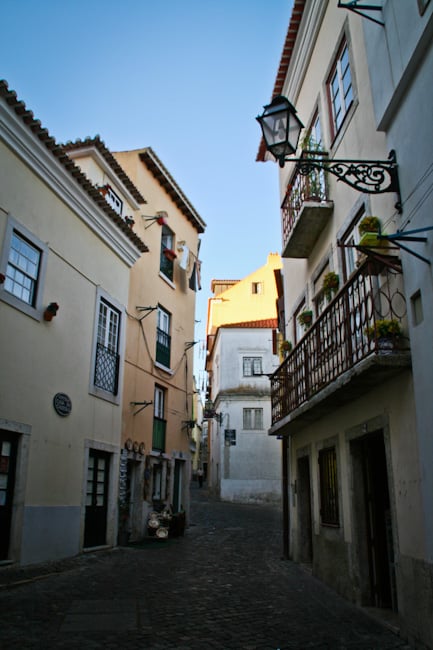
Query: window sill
[
  {"left": 159, "top": 271, "right": 175, "bottom": 289},
  {"left": 154, "top": 361, "right": 173, "bottom": 375}
]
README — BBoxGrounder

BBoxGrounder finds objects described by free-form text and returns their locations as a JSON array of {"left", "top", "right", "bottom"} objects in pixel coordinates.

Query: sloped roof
[
  {"left": 0, "top": 80, "right": 148, "bottom": 253},
  {"left": 220, "top": 318, "right": 278, "bottom": 329},
  {"left": 62, "top": 136, "right": 147, "bottom": 205},
  {"left": 256, "top": 0, "right": 306, "bottom": 162},
  {"left": 139, "top": 148, "right": 206, "bottom": 234}
]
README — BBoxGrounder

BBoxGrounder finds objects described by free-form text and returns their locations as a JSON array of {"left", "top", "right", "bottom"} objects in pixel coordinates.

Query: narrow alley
[{"left": 0, "top": 485, "right": 411, "bottom": 650}]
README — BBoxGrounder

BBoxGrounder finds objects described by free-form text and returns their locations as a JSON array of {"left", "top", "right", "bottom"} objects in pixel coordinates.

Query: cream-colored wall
[
  {"left": 280, "top": 5, "right": 397, "bottom": 325},
  {"left": 290, "top": 372, "right": 423, "bottom": 559},
  {"left": 0, "top": 141, "right": 130, "bottom": 507},
  {"left": 207, "top": 252, "right": 282, "bottom": 334}
]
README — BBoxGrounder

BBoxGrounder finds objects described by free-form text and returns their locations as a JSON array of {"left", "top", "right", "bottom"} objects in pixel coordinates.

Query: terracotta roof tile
[
  {"left": 220, "top": 318, "right": 278, "bottom": 329},
  {"left": 139, "top": 148, "right": 206, "bottom": 234},
  {"left": 63, "top": 136, "right": 147, "bottom": 205},
  {"left": 0, "top": 80, "right": 148, "bottom": 253}
]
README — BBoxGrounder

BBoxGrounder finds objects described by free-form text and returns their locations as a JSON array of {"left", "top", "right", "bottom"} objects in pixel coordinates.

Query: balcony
[
  {"left": 270, "top": 261, "right": 411, "bottom": 434},
  {"left": 281, "top": 159, "right": 333, "bottom": 258},
  {"left": 152, "top": 417, "right": 166, "bottom": 452}
]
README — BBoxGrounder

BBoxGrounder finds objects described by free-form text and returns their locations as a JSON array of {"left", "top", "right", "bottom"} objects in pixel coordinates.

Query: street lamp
[{"left": 256, "top": 95, "right": 401, "bottom": 212}]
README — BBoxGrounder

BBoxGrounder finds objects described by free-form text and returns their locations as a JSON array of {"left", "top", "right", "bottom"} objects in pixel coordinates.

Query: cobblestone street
[{"left": 0, "top": 485, "right": 411, "bottom": 649}]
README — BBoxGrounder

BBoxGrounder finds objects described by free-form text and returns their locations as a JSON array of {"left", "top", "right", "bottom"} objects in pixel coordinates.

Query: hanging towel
[{"left": 179, "top": 244, "right": 190, "bottom": 271}]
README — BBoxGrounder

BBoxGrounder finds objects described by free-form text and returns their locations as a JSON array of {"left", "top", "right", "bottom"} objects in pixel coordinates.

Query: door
[
  {"left": 84, "top": 449, "right": 110, "bottom": 548},
  {"left": 352, "top": 431, "right": 397, "bottom": 610},
  {"left": 0, "top": 433, "right": 18, "bottom": 560},
  {"left": 173, "top": 460, "right": 183, "bottom": 512},
  {"left": 297, "top": 456, "right": 313, "bottom": 564}
]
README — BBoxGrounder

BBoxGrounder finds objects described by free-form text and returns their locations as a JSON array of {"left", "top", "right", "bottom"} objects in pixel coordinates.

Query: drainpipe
[{"left": 282, "top": 435, "right": 290, "bottom": 560}]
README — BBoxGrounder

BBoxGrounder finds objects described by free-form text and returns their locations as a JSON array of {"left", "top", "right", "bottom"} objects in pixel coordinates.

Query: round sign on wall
[{"left": 53, "top": 393, "right": 72, "bottom": 417}]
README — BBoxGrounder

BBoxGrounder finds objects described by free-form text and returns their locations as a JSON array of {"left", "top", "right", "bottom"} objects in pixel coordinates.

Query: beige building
[
  {"left": 65, "top": 143, "right": 206, "bottom": 540},
  {"left": 257, "top": 1, "right": 432, "bottom": 647},
  {"left": 0, "top": 82, "right": 147, "bottom": 564}
]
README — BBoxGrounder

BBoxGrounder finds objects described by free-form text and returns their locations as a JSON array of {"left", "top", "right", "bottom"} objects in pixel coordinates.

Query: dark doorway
[
  {"left": 297, "top": 455, "right": 313, "bottom": 565},
  {"left": 352, "top": 431, "right": 397, "bottom": 610},
  {"left": 173, "top": 460, "right": 182, "bottom": 512},
  {"left": 0, "top": 432, "right": 18, "bottom": 560},
  {"left": 84, "top": 449, "right": 110, "bottom": 548}
]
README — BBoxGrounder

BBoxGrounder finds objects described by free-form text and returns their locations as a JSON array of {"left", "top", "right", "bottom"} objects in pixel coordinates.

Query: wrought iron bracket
[
  {"left": 130, "top": 400, "right": 153, "bottom": 416},
  {"left": 337, "top": 1, "right": 384, "bottom": 26},
  {"left": 294, "top": 150, "right": 401, "bottom": 213}
]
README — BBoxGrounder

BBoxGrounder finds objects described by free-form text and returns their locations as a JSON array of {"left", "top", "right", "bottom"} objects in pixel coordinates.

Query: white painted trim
[{"left": 0, "top": 103, "right": 141, "bottom": 267}]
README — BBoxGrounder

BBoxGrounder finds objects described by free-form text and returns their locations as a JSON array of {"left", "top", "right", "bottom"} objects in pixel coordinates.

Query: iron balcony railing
[
  {"left": 281, "top": 152, "right": 329, "bottom": 246},
  {"left": 94, "top": 342, "right": 119, "bottom": 395},
  {"left": 152, "top": 417, "right": 166, "bottom": 452},
  {"left": 156, "top": 327, "right": 171, "bottom": 368},
  {"left": 271, "top": 260, "right": 408, "bottom": 425}
]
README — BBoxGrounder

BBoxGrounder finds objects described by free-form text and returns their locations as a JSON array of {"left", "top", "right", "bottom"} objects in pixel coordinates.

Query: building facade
[
  {"left": 257, "top": 1, "right": 433, "bottom": 647},
  {"left": 0, "top": 82, "right": 146, "bottom": 564},
  {"left": 205, "top": 253, "right": 282, "bottom": 503},
  {"left": 64, "top": 143, "right": 206, "bottom": 542}
]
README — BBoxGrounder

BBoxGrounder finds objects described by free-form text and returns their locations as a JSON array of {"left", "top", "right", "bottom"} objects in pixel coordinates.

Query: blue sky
[{"left": 1, "top": 0, "right": 292, "bottom": 386}]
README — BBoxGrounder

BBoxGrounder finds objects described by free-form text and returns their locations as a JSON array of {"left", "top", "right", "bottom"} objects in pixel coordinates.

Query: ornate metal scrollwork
[{"left": 296, "top": 150, "right": 401, "bottom": 212}]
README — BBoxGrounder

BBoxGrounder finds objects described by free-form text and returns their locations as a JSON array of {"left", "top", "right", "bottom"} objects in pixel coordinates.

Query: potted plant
[
  {"left": 365, "top": 318, "right": 403, "bottom": 351},
  {"left": 163, "top": 248, "right": 177, "bottom": 261},
  {"left": 280, "top": 340, "right": 293, "bottom": 355},
  {"left": 322, "top": 272, "right": 339, "bottom": 300},
  {"left": 298, "top": 310, "right": 313, "bottom": 329},
  {"left": 358, "top": 216, "right": 388, "bottom": 248}
]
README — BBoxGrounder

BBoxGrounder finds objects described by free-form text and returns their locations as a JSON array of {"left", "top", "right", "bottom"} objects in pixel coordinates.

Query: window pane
[
  {"left": 5, "top": 233, "right": 40, "bottom": 306},
  {"left": 243, "top": 409, "right": 252, "bottom": 429}
]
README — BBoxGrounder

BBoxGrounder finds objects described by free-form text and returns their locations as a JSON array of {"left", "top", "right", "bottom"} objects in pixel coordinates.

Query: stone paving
[{"left": 0, "top": 484, "right": 412, "bottom": 649}]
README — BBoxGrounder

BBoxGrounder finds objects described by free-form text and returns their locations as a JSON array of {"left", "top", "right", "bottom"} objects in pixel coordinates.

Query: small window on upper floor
[
  {"left": 327, "top": 39, "right": 353, "bottom": 139},
  {"left": 104, "top": 185, "right": 123, "bottom": 215},
  {"left": 251, "top": 282, "right": 263, "bottom": 295},
  {"left": 160, "top": 225, "right": 176, "bottom": 281},
  {"left": 0, "top": 215, "right": 48, "bottom": 320},
  {"left": 340, "top": 208, "right": 366, "bottom": 281},
  {"left": 243, "top": 357, "right": 262, "bottom": 377}
]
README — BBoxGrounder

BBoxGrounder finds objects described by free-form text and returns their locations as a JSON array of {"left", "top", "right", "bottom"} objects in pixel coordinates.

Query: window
[
  {"left": 156, "top": 306, "right": 171, "bottom": 368},
  {"left": 340, "top": 209, "right": 365, "bottom": 281},
  {"left": 319, "top": 447, "right": 339, "bottom": 526},
  {"left": 313, "top": 263, "right": 331, "bottom": 316},
  {"left": 160, "top": 225, "right": 175, "bottom": 281},
  {"left": 94, "top": 298, "right": 121, "bottom": 395},
  {"left": 294, "top": 301, "right": 308, "bottom": 343},
  {"left": 328, "top": 40, "right": 353, "bottom": 137},
  {"left": 243, "top": 408, "right": 263, "bottom": 430},
  {"left": 105, "top": 186, "right": 123, "bottom": 215},
  {"left": 251, "top": 282, "right": 263, "bottom": 295},
  {"left": 153, "top": 385, "right": 166, "bottom": 452},
  {"left": 0, "top": 216, "right": 48, "bottom": 319},
  {"left": 243, "top": 357, "right": 262, "bottom": 376}
]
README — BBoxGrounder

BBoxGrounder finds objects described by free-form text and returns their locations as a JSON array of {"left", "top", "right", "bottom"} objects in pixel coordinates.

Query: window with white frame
[
  {"left": 94, "top": 298, "right": 121, "bottom": 395},
  {"left": 160, "top": 225, "right": 175, "bottom": 280},
  {"left": 243, "top": 357, "right": 262, "bottom": 376},
  {"left": 340, "top": 209, "right": 366, "bottom": 281},
  {"left": 105, "top": 186, "right": 123, "bottom": 215},
  {"left": 156, "top": 306, "right": 171, "bottom": 367},
  {"left": 0, "top": 216, "right": 48, "bottom": 319},
  {"left": 328, "top": 40, "right": 353, "bottom": 137},
  {"left": 243, "top": 408, "right": 263, "bottom": 430}
]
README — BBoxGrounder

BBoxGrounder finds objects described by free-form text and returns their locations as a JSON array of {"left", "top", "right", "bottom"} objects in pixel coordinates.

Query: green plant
[
  {"left": 358, "top": 216, "right": 381, "bottom": 235},
  {"left": 298, "top": 310, "right": 313, "bottom": 328},
  {"left": 280, "top": 340, "right": 293, "bottom": 354},
  {"left": 322, "top": 272, "right": 339, "bottom": 300},
  {"left": 365, "top": 319, "right": 402, "bottom": 340}
]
